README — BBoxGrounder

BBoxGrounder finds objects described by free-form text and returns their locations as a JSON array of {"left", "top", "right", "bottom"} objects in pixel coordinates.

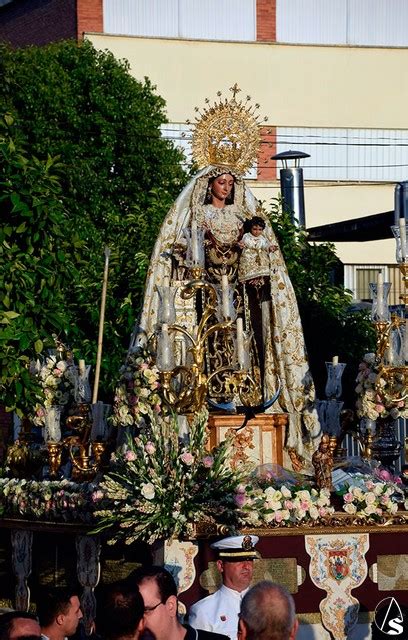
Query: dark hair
[
  {"left": 244, "top": 216, "right": 266, "bottom": 233},
  {"left": 128, "top": 566, "right": 177, "bottom": 602},
  {"left": 0, "top": 612, "right": 39, "bottom": 640},
  {"left": 96, "top": 581, "right": 144, "bottom": 640},
  {"left": 240, "top": 581, "right": 296, "bottom": 640},
  {"left": 36, "top": 587, "right": 79, "bottom": 628},
  {"left": 203, "top": 174, "right": 235, "bottom": 205}
]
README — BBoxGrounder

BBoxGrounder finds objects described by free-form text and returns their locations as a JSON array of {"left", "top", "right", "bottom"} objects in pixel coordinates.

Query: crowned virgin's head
[{"left": 204, "top": 173, "right": 235, "bottom": 206}]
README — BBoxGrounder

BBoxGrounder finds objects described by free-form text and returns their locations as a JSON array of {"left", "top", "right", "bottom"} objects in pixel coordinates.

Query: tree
[
  {"left": 0, "top": 114, "right": 76, "bottom": 414},
  {"left": 0, "top": 40, "right": 188, "bottom": 403}
]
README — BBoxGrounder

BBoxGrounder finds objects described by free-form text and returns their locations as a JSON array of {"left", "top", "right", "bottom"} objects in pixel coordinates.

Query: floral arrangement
[
  {"left": 111, "top": 347, "right": 163, "bottom": 428},
  {"left": 237, "top": 476, "right": 334, "bottom": 528},
  {"left": 93, "top": 408, "right": 250, "bottom": 544},
  {"left": 355, "top": 352, "right": 408, "bottom": 421},
  {"left": 0, "top": 478, "right": 97, "bottom": 523},
  {"left": 337, "top": 473, "right": 404, "bottom": 520},
  {"left": 30, "top": 349, "right": 78, "bottom": 426}
]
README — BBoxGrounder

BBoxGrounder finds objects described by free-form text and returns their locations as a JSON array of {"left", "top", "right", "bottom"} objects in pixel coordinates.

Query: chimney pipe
[{"left": 271, "top": 150, "right": 310, "bottom": 227}]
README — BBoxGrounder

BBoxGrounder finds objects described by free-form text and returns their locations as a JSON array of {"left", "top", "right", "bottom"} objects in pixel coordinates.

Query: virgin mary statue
[{"left": 136, "top": 87, "right": 321, "bottom": 465}]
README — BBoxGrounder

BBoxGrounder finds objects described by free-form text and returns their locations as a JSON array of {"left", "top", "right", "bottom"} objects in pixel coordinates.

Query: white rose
[
  {"left": 141, "top": 483, "right": 155, "bottom": 500},
  {"left": 344, "top": 503, "right": 357, "bottom": 514},
  {"left": 281, "top": 485, "right": 292, "bottom": 498},
  {"left": 365, "top": 492, "right": 377, "bottom": 504}
]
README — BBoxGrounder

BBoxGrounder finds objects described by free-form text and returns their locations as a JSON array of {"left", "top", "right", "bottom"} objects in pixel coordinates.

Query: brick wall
[
  {"left": 0, "top": 0, "right": 77, "bottom": 48},
  {"left": 77, "top": 0, "right": 103, "bottom": 39},
  {"left": 257, "top": 126, "right": 277, "bottom": 181},
  {"left": 256, "top": 0, "right": 276, "bottom": 42}
]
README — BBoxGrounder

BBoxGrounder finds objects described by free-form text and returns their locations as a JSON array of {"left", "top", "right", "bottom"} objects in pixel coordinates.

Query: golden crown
[{"left": 189, "top": 84, "right": 267, "bottom": 175}]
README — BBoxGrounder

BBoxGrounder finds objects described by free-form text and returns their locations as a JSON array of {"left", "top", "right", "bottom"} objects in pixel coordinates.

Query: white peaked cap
[{"left": 210, "top": 535, "right": 260, "bottom": 561}]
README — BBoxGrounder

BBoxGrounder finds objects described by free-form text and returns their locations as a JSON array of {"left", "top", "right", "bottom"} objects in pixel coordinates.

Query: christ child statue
[{"left": 238, "top": 216, "right": 277, "bottom": 284}]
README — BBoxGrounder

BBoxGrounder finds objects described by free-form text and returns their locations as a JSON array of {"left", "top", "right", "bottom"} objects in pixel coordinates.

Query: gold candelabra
[
  {"left": 156, "top": 266, "right": 259, "bottom": 414},
  {"left": 372, "top": 261, "right": 408, "bottom": 406},
  {"left": 47, "top": 404, "right": 106, "bottom": 480}
]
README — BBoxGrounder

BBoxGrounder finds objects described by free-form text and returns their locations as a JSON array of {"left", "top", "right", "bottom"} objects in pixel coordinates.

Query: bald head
[{"left": 239, "top": 581, "right": 298, "bottom": 640}]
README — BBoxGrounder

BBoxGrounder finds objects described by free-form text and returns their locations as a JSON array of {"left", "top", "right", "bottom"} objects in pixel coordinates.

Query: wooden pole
[{"left": 92, "top": 246, "right": 111, "bottom": 404}]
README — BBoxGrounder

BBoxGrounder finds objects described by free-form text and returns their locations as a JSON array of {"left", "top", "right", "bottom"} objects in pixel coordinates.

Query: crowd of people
[{"left": 0, "top": 536, "right": 298, "bottom": 640}]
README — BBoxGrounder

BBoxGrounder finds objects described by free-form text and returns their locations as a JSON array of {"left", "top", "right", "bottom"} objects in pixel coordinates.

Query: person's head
[
  {"left": 239, "top": 581, "right": 298, "bottom": 640},
  {"left": 130, "top": 566, "right": 179, "bottom": 640},
  {"left": 211, "top": 535, "right": 259, "bottom": 593},
  {"left": 96, "top": 581, "right": 144, "bottom": 640},
  {"left": 0, "top": 612, "right": 41, "bottom": 640},
  {"left": 205, "top": 173, "right": 235, "bottom": 205},
  {"left": 248, "top": 216, "right": 266, "bottom": 237},
  {"left": 37, "top": 588, "right": 83, "bottom": 638}
]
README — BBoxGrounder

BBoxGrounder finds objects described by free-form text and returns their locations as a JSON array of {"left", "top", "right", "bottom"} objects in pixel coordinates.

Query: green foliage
[
  {"left": 0, "top": 40, "right": 188, "bottom": 404},
  {"left": 0, "top": 114, "right": 76, "bottom": 414},
  {"left": 267, "top": 197, "right": 376, "bottom": 406}
]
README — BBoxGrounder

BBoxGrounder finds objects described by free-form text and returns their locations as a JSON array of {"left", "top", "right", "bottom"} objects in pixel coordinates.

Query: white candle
[
  {"left": 221, "top": 274, "right": 230, "bottom": 319},
  {"left": 78, "top": 359, "right": 86, "bottom": 376},
  {"left": 332, "top": 355, "right": 339, "bottom": 366},
  {"left": 236, "top": 317, "right": 245, "bottom": 367},
  {"left": 376, "top": 271, "right": 384, "bottom": 319},
  {"left": 387, "top": 337, "right": 394, "bottom": 365},
  {"left": 191, "top": 218, "right": 199, "bottom": 264},
  {"left": 160, "top": 323, "right": 171, "bottom": 371},
  {"left": 162, "top": 276, "right": 170, "bottom": 315},
  {"left": 399, "top": 217, "right": 407, "bottom": 261}
]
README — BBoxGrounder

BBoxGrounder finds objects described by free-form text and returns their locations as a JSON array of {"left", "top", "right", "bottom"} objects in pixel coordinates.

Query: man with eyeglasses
[
  {"left": 130, "top": 566, "right": 228, "bottom": 640},
  {"left": 188, "top": 535, "right": 259, "bottom": 640},
  {"left": 0, "top": 611, "right": 41, "bottom": 640}
]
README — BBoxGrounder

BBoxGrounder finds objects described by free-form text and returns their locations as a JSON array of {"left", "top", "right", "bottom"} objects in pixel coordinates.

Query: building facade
[{"left": 2, "top": 0, "right": 408, "bottom": 302}]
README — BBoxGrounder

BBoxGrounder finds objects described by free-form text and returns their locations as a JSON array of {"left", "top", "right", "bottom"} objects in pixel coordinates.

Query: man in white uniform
[{"left": 188, "top": 535, "right": 259, "bottom": 640}]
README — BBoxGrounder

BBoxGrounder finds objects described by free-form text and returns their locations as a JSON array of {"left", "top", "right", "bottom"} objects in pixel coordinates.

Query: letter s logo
[
  {"left": 374, "top": 597, "right": 405, "bottom": 636},
  {"left": 387, "top": 617, "right": 404, "bottom": 635}
]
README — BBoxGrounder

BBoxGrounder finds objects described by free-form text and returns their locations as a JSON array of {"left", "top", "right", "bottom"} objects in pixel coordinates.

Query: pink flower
[
  {"left": 284, "top": 500, "right": 294, "bottom": 510},
  {"left": 376, "top": 469, "right": 392, "bottom": 481},
  {"left": 153, "top": 404, "right": 161, "bottom": 413},
  {"left": 234, "top": 493, "right": 247, "bottom": 507},
  {"left": 125, "top": 450, "right": 137, "bottom": 462},
  {"left": 181, "top": 451, "right": 194, "bottom": 466},
  {"left": 202, "top": 456, "right": 214, "bottom": 468},
  {"left": 274, "top": 511, "right": 283, "bottom": 523},
  {"left": 145, "top": 442, "right": 156, "bottom": 455},
  {"left": 343, "top": 492, "right": 354, "bottom": 503}
]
